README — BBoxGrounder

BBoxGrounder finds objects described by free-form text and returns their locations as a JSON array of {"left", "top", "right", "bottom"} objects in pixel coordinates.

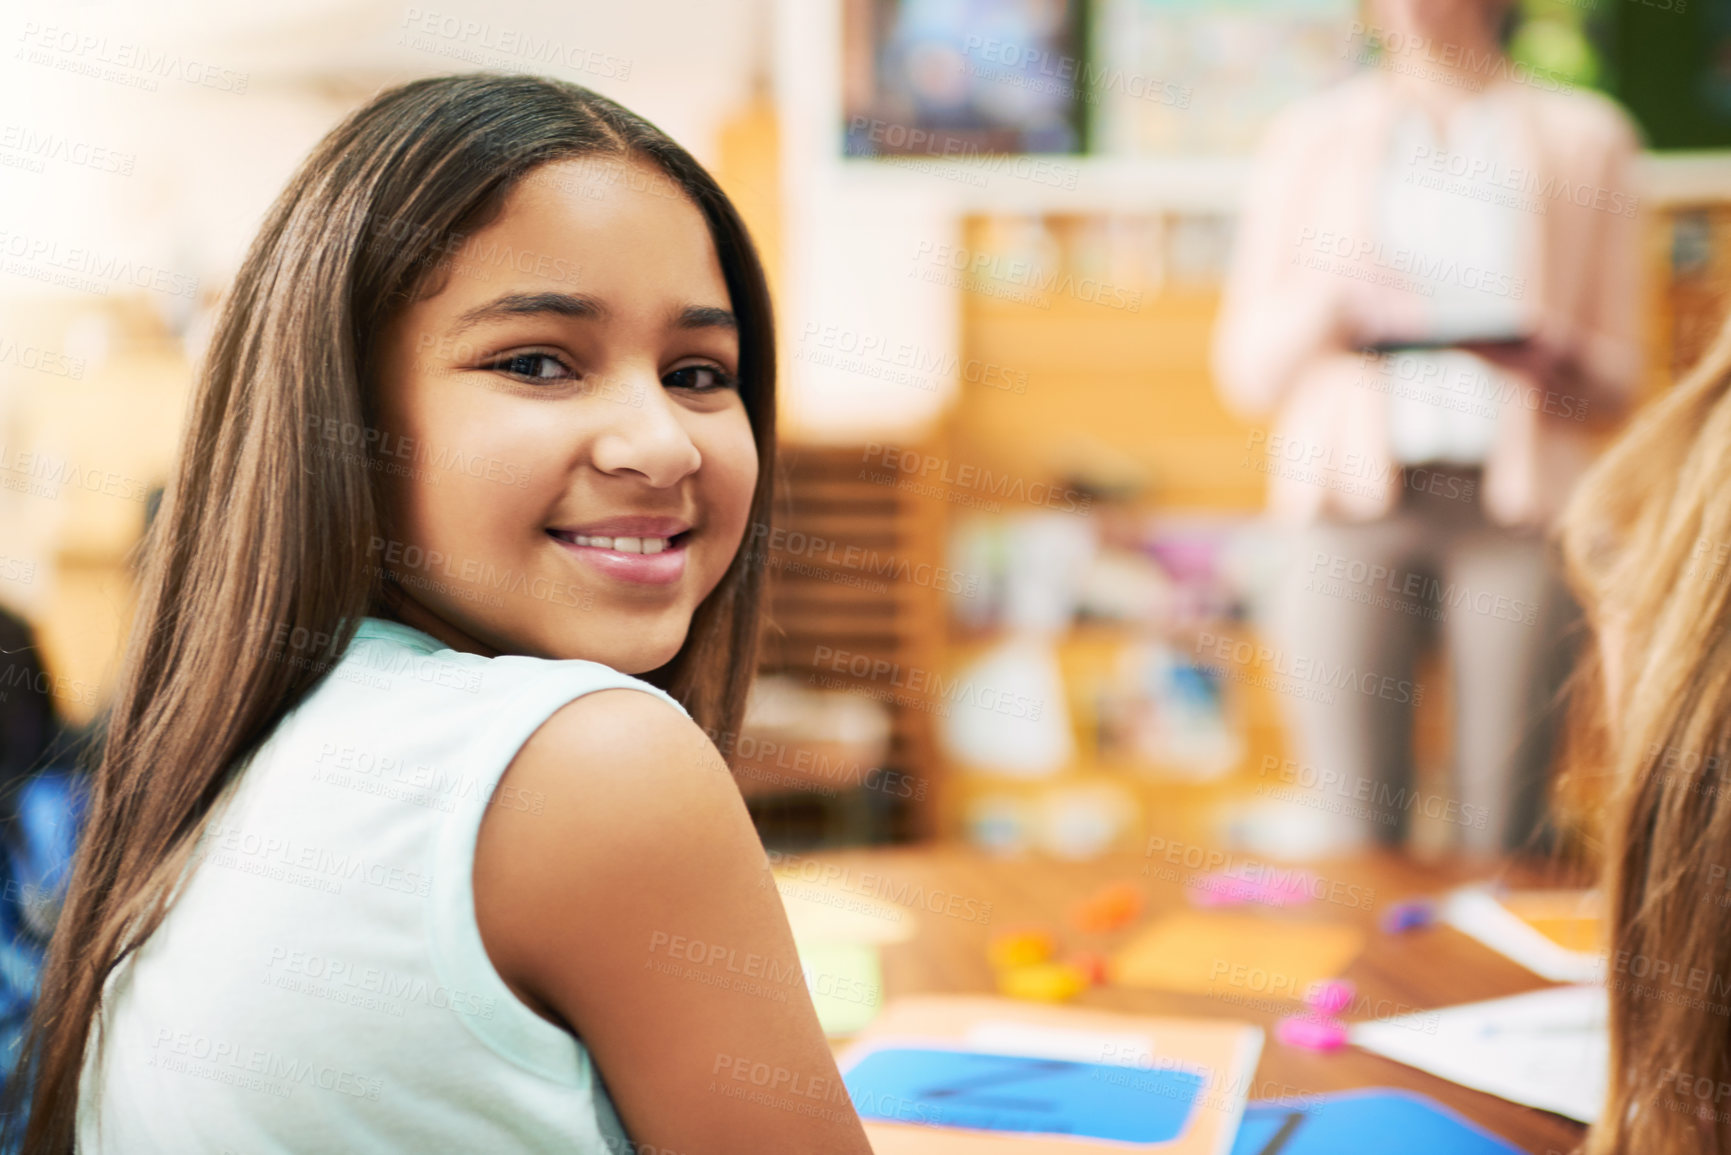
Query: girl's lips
[{"left": 547, "top": 529, "right": 688, "bottom": 586}]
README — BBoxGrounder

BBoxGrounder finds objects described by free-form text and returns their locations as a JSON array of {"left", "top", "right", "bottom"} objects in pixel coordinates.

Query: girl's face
[
  {"left": 373, "top": 157, "right": 759, "bottom": 673},
  {"left": 1368, "top": 0, "right": 1505, "bottom": 47}
]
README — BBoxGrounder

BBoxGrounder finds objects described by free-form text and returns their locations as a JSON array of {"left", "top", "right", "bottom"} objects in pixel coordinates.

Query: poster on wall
[
  {"left": 842, "top": 0, "right": 1088, "bottom": 158},
  {"left": 1090, "top": 0, "right": 1357, "bottom": 156}
]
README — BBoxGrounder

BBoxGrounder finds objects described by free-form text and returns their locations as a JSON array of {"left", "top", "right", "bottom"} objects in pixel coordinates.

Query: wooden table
[{"left": 804, "top": 842, "right": 1590, "bottom": 1155}]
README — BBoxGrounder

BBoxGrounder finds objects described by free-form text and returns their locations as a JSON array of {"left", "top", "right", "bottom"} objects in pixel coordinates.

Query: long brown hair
[
  {"left": 1561, "top": 314, "right": 1731, "bottom": 1154},
  {"left": 6, "top": 73, "right": 776, "bottom": 1153}
]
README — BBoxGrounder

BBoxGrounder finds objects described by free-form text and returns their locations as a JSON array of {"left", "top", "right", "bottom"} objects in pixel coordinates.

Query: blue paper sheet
[
  {"left": 844, "top": 1046, "right": 1205, "bottom": 1142},
  {"left": 1229, "top": 1089, "right": 1526, "bottom": 1154}
]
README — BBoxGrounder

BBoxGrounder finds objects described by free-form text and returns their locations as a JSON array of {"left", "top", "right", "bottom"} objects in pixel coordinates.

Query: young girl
[
  {"left": 9, "top": 74, "right": 874, "bottom": 1154},
  {"left": 1561, "top": 315, "right": 1731, "bottom": 1153}
]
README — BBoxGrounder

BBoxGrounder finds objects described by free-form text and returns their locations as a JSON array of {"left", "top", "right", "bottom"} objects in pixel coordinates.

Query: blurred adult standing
[{"left": 1211, "top": 0, "right": 1644, "bottom": 856}]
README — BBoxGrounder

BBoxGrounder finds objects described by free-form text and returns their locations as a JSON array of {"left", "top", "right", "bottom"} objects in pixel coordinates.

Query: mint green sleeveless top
[{"left": 78, "top": 618, "right": 687, "bottom": 1152}]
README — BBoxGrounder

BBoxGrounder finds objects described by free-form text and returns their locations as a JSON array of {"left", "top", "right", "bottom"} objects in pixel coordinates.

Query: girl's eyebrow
[
  {"left": 447, "top": 295, "right": 734, "bottom": 336},
  {"left": 450, "top": 291, "right": 607, "bottom": 336},
  {"left": 675, "top": 305, "right": 737, "bottom": 332}
]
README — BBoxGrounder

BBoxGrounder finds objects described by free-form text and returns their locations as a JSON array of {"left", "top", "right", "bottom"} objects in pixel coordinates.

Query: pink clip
[
  {"left": 1304, "top": 979, "right": 1356, "bottom": 1016},
  {"left": 1276, "top": 1014, "right": 1349, "bottom": 1052},
  {"left": 1186, "top": 870, "right": 1315, "bottom": 908}
]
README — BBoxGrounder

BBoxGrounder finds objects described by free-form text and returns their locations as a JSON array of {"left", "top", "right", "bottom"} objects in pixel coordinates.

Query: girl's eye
[
  {"left": 664, "top": 364, "right": 737, "bottom": 393},
  {"left": 489, "top": 352, "right": 574, "bottom": 382}
]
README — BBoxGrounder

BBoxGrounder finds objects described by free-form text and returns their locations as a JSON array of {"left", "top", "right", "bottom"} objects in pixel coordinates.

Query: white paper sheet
[{"left": 1350, "top": 984, "right": 1606, "bottom": 1123}]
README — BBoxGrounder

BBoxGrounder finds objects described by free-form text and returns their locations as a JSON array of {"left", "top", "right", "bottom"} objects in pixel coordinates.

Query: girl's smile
[{"left": 545, "top": 515, "right": 693, "bottom": 585}]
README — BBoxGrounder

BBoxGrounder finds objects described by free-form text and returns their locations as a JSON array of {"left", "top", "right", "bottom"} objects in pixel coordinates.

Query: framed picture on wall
[{"left": 842, "top": 0, "right": 1089, "bottom": 158}]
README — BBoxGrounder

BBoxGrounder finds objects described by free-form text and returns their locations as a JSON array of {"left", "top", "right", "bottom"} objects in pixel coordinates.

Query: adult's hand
[{"left": 1460, "top": 337, "right": 1587, "bottom": 404}]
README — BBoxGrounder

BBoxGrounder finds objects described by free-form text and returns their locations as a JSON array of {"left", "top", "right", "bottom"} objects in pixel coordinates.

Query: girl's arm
[{"left": 475, "top": 688, "right": 875, "bottom": 1155}]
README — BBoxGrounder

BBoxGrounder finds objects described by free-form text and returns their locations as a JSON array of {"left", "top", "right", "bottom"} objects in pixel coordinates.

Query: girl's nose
[{"left": 587, "top": 374, "right": 703, "bottom": 487}]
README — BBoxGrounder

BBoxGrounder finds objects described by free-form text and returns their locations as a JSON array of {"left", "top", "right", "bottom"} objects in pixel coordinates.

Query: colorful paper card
[
  {"left": 1110, "top": 911, "right": 1364, "bottom": 997},
  {"left": 1229, "top": 1089, "right": 1525, "bottom": 1154},
  {"left": 1501, "top": 889, "right": 1601, "bottom": 952},
  {"left": 837, "top": 995, "right": 1263, "bottom": 1154},
  {"left": 1441, "top": 886, "right": 1602, "bottom": 982},
  {"left": 798, "top": 939, "right": 884, "bottom": 1037},
  {"left": 845, "top": 1046, "right": 1204, "bottom": 1141}
]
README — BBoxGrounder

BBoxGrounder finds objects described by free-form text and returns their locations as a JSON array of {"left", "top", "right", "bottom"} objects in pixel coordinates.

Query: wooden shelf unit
[{"left": 750, "top": 442, "right": 949, "bottom": 843}]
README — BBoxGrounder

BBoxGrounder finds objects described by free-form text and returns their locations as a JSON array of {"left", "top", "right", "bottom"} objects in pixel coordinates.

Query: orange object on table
[{"left": 1069, "top": 880, "right": 1145, "bottom": 933}]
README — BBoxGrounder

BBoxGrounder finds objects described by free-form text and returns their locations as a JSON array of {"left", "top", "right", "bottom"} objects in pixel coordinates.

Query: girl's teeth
[{"left": 571, "top": 534, "right": 672, "bottom": 554}]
